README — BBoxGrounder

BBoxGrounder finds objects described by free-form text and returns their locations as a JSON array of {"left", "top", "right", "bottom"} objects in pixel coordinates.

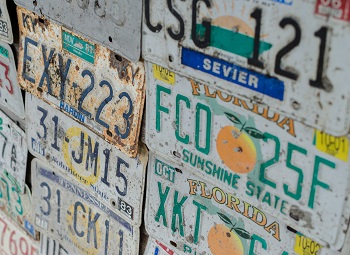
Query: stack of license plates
[{"left": 0, "top": 0, "right": 347, "bottom": 254}]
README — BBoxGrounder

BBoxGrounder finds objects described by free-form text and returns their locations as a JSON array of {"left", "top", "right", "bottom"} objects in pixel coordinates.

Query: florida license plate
[
  {"left": 0, "top": 41, "right": 25, "bottom": 120},
  {"left": 18, "top": 7, "right": 145, "bottom": 157},
  {"left": 32, "top": 158, "right": 140, "bottom": 255},
  {"left": 0, "top": 173, "right": 38, "bottom": 240},
  {"left": 26, "top": 93, "right": 148, "bottom": 226},
  {"left": 0, "top": 110, "right": 27, "bottom": 194},
  {"left": 146, "top": 63, "right": 350, "bottom": 249},
  {"left": 14, "top": 0, "right": 142, "bottom": 61},
  {"left": 0, "top": 0, "right": 13, "bottom": 44},
  {"left": 145, "top": 152, "right": 318, "bottom": 255},
  {"left": 142, "top": 0, "right": 350, "bottom": 136},
  {"left": 0, "top": 209, "right": 39, "bottom": 255}
]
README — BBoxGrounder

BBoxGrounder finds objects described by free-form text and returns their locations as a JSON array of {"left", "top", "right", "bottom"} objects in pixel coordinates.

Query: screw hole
[
  {"left": 38, "top": 18, "right": 45, "bottom": 24},
  {"left": 111, "top": 200, "right": 116, "bottom": 207},
  {"left": 175, "top": 168, "right": 182, "bottom": 174},
  {"left": 115, "top": 54, "right": 123, "bottom": 61},
  {"left": 106, "top": 130, "right": 112, "bottom": 137},
  {"left": 33, "top": 0, "right": 37, "bottom": 6},
  {"left": 172, "top": 151, "right": 181, "bottom": 158},
  {"left": 52, "top": 172, "right": 55, "bottom": 176},
  {"left": 287, "top": 226, "right": 297, "bottom": 233},
  {"left": 37, "top": 87, "right": 43, "bottom": 92},
  {"left": 108, "top": 36, "right": 112, "bottom": 42},
  {"left": 168, "top": 55, "right": 173, "bottom": 62},
  {"left": 4, "top": 99, "right": 7, "bottom": 103},
  {"left": 170, "top": 241, "right": 177, "bottom": 247},
  {"left": 292, "top": 100, "right": 300, "bottom": 110}
]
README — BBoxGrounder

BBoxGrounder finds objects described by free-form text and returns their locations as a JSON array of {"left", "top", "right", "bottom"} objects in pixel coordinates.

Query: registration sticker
[
  {"left": 315, "top": 0, "right": 350, "bottom": 21},
  {"left": 145, "top": 62, "right": 350, "bottom": 249},
  {"left": 26, "top": 93, "right": 148, "bottom": 227},
  {"left": 32, "top": 158, "right": 140, "bottom": 255},
  {"left": 314, "top": 130, "right": 348, "bottom": 162},
  {"left": 18, "top": 7, "right": 145, "bottom": 157},
  {"left": 153, "top": 64, "right": 175, "bottom": 85},
  {"left": 294, "top": 234, "right": 322, "bottom": 255}
]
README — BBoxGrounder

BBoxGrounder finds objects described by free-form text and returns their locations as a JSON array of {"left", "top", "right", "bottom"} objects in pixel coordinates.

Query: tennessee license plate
[
  {"left": 146, "top": 63, "right": 350, "bottom": 249},
  {"left": 0, "top": 0, "right": 13, "bottom": 44},
  {"left": 145, "top": 152, "right": 319, "bottom": 255},
  {"left": 32, "top": 158, "right": 140, "bottom": 255},
  {"left": 18, "top": 7, "right": 145, "bottom": 157},
  {"left": 0, "top": 110, "right": 27, "bottom": 194},
  {"left": 26, "top": 93, "right": 148, "bottom": 226},
  {"left": 142, "top": 0, "right": 350, "bottom": 136},
  {"left": 14, "top": 0, "right": 142, "bottom": 61},
  {"left": 0, "top": 209, "right": 39, "bottom": 255},
  {"left": 0, "top": 173, "right": 38, "bottom": 240},
  {"left": 0, "top": 41, "right": 25, "bottom": 120}
]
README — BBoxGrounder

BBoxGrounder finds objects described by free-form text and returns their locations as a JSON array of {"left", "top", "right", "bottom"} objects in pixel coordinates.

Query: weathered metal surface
[
  {"left": 145, "top": 152, "right": 324, "bottom": 255},
  {"left": 0, "top": 209, "right": 40, "bottom": 255},
  {"left": 0, "top": 110, "right": 27, "bottom": 194},
  {"left": 0, "top": 172, "right": 39, "bottom": 240},
  {"left": 146, "top": 62, "right": 350, "bottom": 250},
  {"left": 17, "top": 7, "right": 145, "bottom": 157},
  {"left": 40, "top": 235, "right": 75, "bottom": 255},
  {"left": 144, "top": 238, "right": 178, "bottom": 255},
  {"left": 14, "top": 0, "right": 142, "bottom": 62},
  {"left": 142, "top": 0, "right": 350, "bottom": 136},
  {"left": 26, "top": 93, "right": 148, "bottom": 227},
  {"left": 32, "top": 158, "right": 140, "bottom": 255},
  {"left": 0, "top": 41, "right": 25, "bottom": 120},
  {"left": 0, "top": 0, "right": 13, "bottom": 44}
]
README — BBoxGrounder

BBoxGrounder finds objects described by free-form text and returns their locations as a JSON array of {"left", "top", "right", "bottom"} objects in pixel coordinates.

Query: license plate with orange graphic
[
  {"left": 145, "top": 152, "right": 308, "bottom": 255},
  {"left": 143, "top": 0, "right": 350, "bottom": 136},
  {"left": 26, "top": 93, "right": 148, "bottom": 227},
  {"left": 146, "top": 62, "right": 350, "bottom": 250},
  {"left": 31, "top": 158, "right": 139, "bottom": 255}
]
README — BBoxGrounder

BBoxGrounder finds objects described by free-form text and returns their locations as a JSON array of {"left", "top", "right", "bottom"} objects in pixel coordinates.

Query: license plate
[
  {"left": 146, "top": 63, "right": 350, "bottom": 249},
  {"left": 0, "top": 209, "right": 39, "bottom": 255},
  {"left": 0, "top": 173, "right": 39, "bottom": 240},
  {"left": 0, "top": 110, "right": 27, "bottom": 194},
  {"left": 142, "top": 0, "right": 350, "bottom": 136},
  {"left": 18, "top": 8, "right": 145, "bottom": 157},
  {"left": 32, "top": 158, "right": 139, "bottom": 255},
  {"left": 14, "top": 0, "right": 142, "bottom": 62},
  {"left": 0, "top": 41, "right": 25, "bottom": 120},
  {"left": 0, "top": 0, "right": 13, "bottom": 44},
  {"left": 144, "top": 238, "right": 177, "bottom": 255},
  {"left": 40, "top": 235, "right": 75, "bottom": 255},
  {"left": 26, "top": 93, "right": 148, "bottom": 226},
  {"left": 145, "top": 152, "right": 315, "bottom": 255}
]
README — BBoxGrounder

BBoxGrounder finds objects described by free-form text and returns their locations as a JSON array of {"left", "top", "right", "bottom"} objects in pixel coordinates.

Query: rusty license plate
[
  {"left": 142, "top": 0, "right": 350, "bottom": 136},
  {"left": 26, "top": 93, "right": 148, "bottom": 226},
  {"left": 145, "top": 152, "right": 321, "bottom": 255},
  {"left": 146, "top": 63, "right": 350, "bottom": 250},
  {"left": 32, "top": 158, "right": 140, "bottom": 255},
  {"left": 18, "top": 7, "right": 145, "bottom": 157}
]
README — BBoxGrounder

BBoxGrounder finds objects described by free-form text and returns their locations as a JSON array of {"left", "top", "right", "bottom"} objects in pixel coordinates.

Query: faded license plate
[
  {"left": 32, "top": 158, "right": 140, "bottom": 255},
  {"left": 143, "top": 0, "right": 350, "bottom": 136},
  {"left": 0, "top": 41, "right": 25, "bottom": 119},
  {"left": 26, "top": 93, "right": 148, "bottom": 226},
  {"left": 0, "top": 209, "right": 39, "bottom": 255},
  {"left": 0, "top": 110, "right": 27, "bottom": 194},
  {"left": 0, "top": 0, "right": 13, "bottom": 44},
  {"left": 0, "top": 173, "right": 38, "bottom": 240},
  {"left": 14, "top": 0, "right": 142, "bottom": 61},
  {"left": 145, "top": 152, "right": 313, "bottom": 255},
  {"left": 40, "top": 235, "right": 75, "bottom": 255},
  {"left": 144, "top": 238, "right": 177, "bottom": 255},
  {"left": 146, "top": 63, "right": 350, "bottom": 249},
  {"left": 18, "top": 8, "right": 145, "bottom": 157}
]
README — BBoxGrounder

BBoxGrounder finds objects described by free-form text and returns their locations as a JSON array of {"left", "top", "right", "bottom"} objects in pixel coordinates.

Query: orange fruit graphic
[
  {"left": 208, "top": 224, "right": 244, "bottom": 255},
  {"left": 216, "top": 126, "right": 257, "bottom": 174}
]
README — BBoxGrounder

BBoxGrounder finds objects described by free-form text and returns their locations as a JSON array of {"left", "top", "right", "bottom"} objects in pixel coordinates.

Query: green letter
[{"left": 156, "top": 85, "right": 171, "bottom": 132}]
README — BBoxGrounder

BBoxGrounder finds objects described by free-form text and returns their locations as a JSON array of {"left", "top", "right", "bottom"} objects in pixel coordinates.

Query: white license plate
[
  {"left": 0, "top": 173, "right": 38, "bottom": 239},
  {"left": 0, "top": 0, "right": 13, "bottom": 44},
  {"left": 144, "top": 238, "right": 178, "bottom": 255},
  {"left": 32, "top": 158, "right": 140, "bottom": 255},
  {"left": 40, "top": 235, "right": 75, "bottom": 255},
  {"left": 0, "top": 209, "right": 39, "bottom": 255},
  {"left": 26, "top": 93, "right": 148, "bottom": 226},
  {"left": 0, "top": 110, "right": 27, "bottom": 194},
  {"left": 146, "top": 63, "right": 350, "bottom": 249},
  {"left": 142, "top": 0, "right": 350, "bottom": 136},
  {"left": 14, "top": 0, "right": 142, "bottom": 62},
  {"left": 145, "top": 152, "right": 320, "bottom": 255},
  {"left": 18, "top": 8, "right": 145, "bottom": 157},
  {"left": 0, "top": 41, "right": 25, "bottom": 120}
]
